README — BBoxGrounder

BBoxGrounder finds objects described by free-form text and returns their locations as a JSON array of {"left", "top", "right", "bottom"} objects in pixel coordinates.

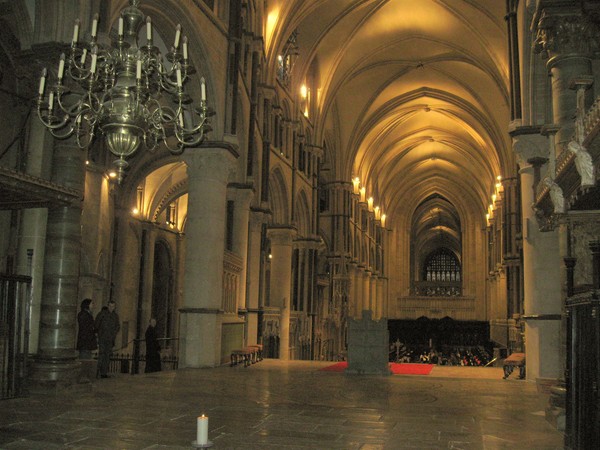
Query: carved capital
[
  {"left": 267, "top": 226, "right": 297, "bottom": 246},
  {"left": 511, "top": 132, "right": 549, "bottom": 166},
  {"left": 534, "top": 7, "right": 600, "bottom": 60}
]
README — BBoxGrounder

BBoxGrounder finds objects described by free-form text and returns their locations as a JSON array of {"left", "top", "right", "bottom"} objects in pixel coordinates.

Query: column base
[
  {"left": 28, "top": 353, "right": 81, "bottom": 390},
  {"left": 545, "top": 381, "right": 567, "bottom": 431},
  {"left": 179, "top": 308, "right": 223, "bottom": 367}
]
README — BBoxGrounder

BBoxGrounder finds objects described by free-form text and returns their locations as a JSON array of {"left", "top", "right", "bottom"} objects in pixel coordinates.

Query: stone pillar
[
  {"left": 232, "top": 188, "right": 253, "bottom": 312},
  {"left": 370, "top": 275, "right": 378, "bottom": 319},
  {"left": 349, "top": 263, "right": 359, "bottom": 319},
  {"left": 31, "top": 135, "right": 86, "bottom": 386},
  {"left": 179, "top": 147, "right": 237, "bottom": 368},
  {"left": 246, "top": 210, "right": 265, "bottom": 345},
  {"left": 267, "top": 226, "right": 295, "bottom": 360},
  {"left": 534, "top": 5, "right": 596, "bottom": 151},
  {"left": 519, "top": 161, "right": 562, "bottom": 380},
  {"left": 15, "top": 114, "right": 54, "bottom": 354},
  {"left": 362, "top": 270, "right": 371, "bottom": 313},
  {"left": 376, "top": 277, "right": 385, "bottom": 319}
]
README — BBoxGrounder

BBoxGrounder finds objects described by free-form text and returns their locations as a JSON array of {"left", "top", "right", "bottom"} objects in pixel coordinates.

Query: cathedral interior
[{"left": 1, "top": 0, "right": 599, "bottom": 447}]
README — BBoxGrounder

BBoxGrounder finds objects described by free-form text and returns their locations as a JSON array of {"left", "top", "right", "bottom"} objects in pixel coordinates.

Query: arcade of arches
[{"left": 1, "top": 0, "right": 600, "bottom": 433}]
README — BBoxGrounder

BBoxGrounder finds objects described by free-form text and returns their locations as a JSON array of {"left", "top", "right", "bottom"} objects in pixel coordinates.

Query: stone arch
[
  {"left": 294, "top": 189, "right": 311, "bottom": 237},
  {"left": 151, "top": 239, "right": 174, "bottom": 339},
  {"left": 268, "top": 166, "right": 290, "bottom": 225}
]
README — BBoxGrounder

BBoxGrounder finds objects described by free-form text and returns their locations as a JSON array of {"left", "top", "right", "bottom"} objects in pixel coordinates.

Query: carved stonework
[
  {"left": 568, "top": 141, "right": 595, "bottom": 187},
  {"left": 568, "top": 214, "right": 600, "bottom": 288},
  {"left": 534, "top": 8, "right": 600, "bottom": 59},
  {"left": 511, "top": 132, "right": 548, "bottom": 165}
]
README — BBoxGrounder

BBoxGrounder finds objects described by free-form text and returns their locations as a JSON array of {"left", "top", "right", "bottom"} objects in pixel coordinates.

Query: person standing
[
  {"left": 76, "top": 298, "right": 97, "bottom": 359},
  {"left": 144, "top": 318, "right": 162, "bottom": 373},
  {"left": 95, "top": 300, "right": 120, "bottom": 378}
]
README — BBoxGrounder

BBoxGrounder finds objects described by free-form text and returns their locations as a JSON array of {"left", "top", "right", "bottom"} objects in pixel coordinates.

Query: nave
[{"left": 0, "top": 360, "right": 562, "bottom": 449}]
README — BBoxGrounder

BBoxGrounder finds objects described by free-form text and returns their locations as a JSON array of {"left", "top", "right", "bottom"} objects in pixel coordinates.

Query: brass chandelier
[{"left": 37, "top": 0, "right": 213, "bottom": 183}]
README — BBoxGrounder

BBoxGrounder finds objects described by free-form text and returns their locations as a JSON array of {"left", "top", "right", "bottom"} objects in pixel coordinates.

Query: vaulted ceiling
[{"left": 268, "top": 0, "right": 513, "bottom": 233}]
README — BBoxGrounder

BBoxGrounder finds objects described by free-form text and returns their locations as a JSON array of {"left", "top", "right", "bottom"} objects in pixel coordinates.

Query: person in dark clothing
[
  {"left": 95, "top": 300, "right": 120, "bottom": 378},
  {"left": 144, "top": 318, "right": 162, "bottom": 373},
  {"left": 76, "top": 298, "right": 97, "bottom": 359}
]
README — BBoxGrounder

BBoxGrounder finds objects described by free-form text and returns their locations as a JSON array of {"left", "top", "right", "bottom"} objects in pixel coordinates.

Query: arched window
[{"left": 422, "top": 248, "right": 461, "bottom": 282}]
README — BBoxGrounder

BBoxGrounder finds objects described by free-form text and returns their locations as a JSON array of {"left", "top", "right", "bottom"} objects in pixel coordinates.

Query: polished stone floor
[{"left": 0, "top": 360, "right": 563, "bottom": 449}]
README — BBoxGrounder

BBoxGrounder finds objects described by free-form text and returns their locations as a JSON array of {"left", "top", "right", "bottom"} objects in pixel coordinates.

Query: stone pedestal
[{"left": 346, "top": 310, "right": 391, "bottom": 375}]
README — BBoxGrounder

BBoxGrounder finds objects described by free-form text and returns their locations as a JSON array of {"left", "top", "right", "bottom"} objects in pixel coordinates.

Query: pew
[{"left": 503, "top": 352, "right": 526, "bottom": 379}]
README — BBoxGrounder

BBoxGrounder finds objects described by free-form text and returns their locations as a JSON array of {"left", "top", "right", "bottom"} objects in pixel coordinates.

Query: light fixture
[
  {"left": 352, "top": 177, "right": 360, "bottom": 195},
  {"left": 36, "top": 0, "right": 213, "bottom": 183}
]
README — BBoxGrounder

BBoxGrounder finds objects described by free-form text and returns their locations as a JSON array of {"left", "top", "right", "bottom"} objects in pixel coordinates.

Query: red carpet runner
[{"left": 319, "top": 362, "right": 434, "bottom": 375}]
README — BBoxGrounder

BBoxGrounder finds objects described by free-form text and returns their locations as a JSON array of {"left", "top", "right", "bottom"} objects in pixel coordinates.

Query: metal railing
[
  {"left": 1, "top": 274, "right": 31, "bottom": 400},
  {"left": 102, "top": 350, "right": 179, "bottom": 375}
]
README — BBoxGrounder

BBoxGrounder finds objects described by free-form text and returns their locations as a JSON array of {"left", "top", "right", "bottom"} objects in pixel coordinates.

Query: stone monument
[{"left": 345, "top": 310, "right": 391, "bottom": 375}]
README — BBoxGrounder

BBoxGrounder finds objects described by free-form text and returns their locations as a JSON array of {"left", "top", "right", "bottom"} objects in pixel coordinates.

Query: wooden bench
[
  {"left": 503, "top": 352, "right": 526, "bottom": 379},
  {"left": 248, "top": 344, "right": 263, "bottom": 361},
  {"left": 230, "top": 347, "right": 258, "bottom": 367}
]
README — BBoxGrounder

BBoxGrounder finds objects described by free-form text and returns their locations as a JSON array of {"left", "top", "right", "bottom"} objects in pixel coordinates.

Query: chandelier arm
[
  {"left": 161, "top": 135, "right": 185, "bottom": 154},
  {"left": 37, "top": 105, "right": 71, "bottom": 131}
]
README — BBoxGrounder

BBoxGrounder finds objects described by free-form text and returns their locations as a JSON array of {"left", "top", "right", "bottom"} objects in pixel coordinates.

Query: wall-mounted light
[
  {"left": 381, "top": 214, "right": 386, "bottom": 228},
  {"left": 359, "top": 187, "right": 366, "bottom": 203},
  {"left": 300, "top": 84, "right": 308, "bottom": 99},
  {"left": 132, "top": 207, "right": 139, "bottom": 215},
  {"left": 352, "top": 177, "right": 360, "bottom": 195},
  {"left": 367, "top": 197, "right": 374, "bottom": 211},
  {"left": 374, "top": 206, "right": 381, "bottom": 220}
]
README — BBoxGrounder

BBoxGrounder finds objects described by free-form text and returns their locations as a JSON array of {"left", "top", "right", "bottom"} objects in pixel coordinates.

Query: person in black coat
[
  {"left": 76, "top": 298, "right": 97, "bottom": 359},
  {"left": 95, "top": 301, "right": 120, "bottom": 378},
  {"left": 145, "top": 318, "right": 162, "bottom": 373}
]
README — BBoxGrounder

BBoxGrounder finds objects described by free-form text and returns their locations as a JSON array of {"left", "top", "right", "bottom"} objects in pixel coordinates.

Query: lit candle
[
  {"left": 174, "top": 24, "right": 181, "bottom": 49},
  {"left": 72, "top": 18, "right": 80, "bottom": 44},
  {"left": 196, "top": 415, "right": 208, "bottom": 445},
  {"left": 118, "top": 17, "right": 124, "bottom": 37},
  {"left": 90, "top": 46, "right": 98, "bottom": 73},
  {"left": 38, "top": 68, "right": 47, "bottom": 95},
  {"left": 91, "top": 13, "right": 99, "bottom": 38},
  {"left": 176, "top": 66, "right": 182, "bottom": 87},
  {"left": 182, "top": 36, "right": 188, "bottom": 60},
  {"left": 57, "top": 53, "right": 65, "bottom": 80},
  {"left": 200, "top": 77, "right": 206, "bottom": 101},
  {"left": 80, "top": 48, "right": 87, "bottom": 65},
  {"left": 146, "top": 16, "right": 152, "bottom": 42}
]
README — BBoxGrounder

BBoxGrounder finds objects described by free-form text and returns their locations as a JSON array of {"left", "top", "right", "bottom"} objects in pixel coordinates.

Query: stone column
[
  {"left": 519, "top": 160, "right": 562, "bottom": 380},
  {"left": 370, "top": 275, "right": 378, "bottom": 319},
  {"left": 179, "top": 146, "right": 237, "bottom": 368},
  {"left": 245, "top": 210, "right": 265, "bottom": 345},
  {"left": 267, "top": 226, "right": 295, "bottom": 360},
  {"left": 534, "top": 5, "right": 597, "bottom": 151},
  {"left": 376, "top": 277, "right": 385, "bottom": 320},
  {"left": 232, "top": 188, "right": 253, "bottom": 312},
  {"left": 15, "top": 114, "right": 54, "bottom": 354},
  {"left": 349, "top": 262, "right": 359, "bottom": 319},
  {"left": 31, "top": 135, "right": 85, "bottom": 386},
  {"left": 362, "top": 270, "right": 372, "bottom": 313}
]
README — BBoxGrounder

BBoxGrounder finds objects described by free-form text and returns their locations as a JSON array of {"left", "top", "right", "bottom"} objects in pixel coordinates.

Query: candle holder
[{"left": 191, "top": 440, "right": 213, "bottom": 448}]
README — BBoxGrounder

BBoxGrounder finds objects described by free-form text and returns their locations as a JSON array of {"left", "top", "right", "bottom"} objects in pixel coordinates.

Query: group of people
[
  {"left": 76, "top": 298, "right": 162, "bottom": 378},
  {"left": 390, "top": 341, "right": 492, "bottom": 367}
]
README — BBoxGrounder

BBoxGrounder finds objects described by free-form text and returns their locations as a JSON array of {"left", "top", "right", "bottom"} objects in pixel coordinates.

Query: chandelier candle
[{"left": 36, "top": 0, "right": 213, "bottom": 184}]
